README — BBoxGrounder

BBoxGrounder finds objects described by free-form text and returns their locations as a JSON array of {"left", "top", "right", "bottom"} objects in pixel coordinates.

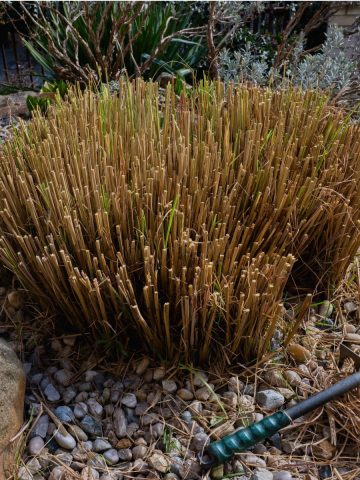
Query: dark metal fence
[{"left": 0, "top": 28, "right": 44, "bottom": 88}]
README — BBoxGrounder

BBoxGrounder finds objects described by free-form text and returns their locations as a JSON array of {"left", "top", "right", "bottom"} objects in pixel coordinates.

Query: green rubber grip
[{"left": 206, "top": 411, "right": 291, "bottom": 465}]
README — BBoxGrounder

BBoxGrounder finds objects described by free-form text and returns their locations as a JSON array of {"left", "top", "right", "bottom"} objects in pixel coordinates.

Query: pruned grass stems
[{"left": 0, "top": 80, "right": 359, "bottom": 364}]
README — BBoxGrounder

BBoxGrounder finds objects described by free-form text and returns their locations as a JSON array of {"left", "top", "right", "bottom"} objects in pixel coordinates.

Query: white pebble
[
  {"left": 121, "top": 393, "right": 137, "bottom": 408},
  {"left": 162, "top": 379, "right": 177, "bottom": 393},
  {"left": 44, "top": 384, "right": 60, "bottom": 402},
  {"left": 28, "top": 436, "right": 44, "bottom": 456},
  {"left": 48, "top": 467, "right": 65, "bottom": 480},
  {"left": 81, "top": 468, "right": 99, "bottom": 480},
  {"left": 53, "top": 430, "right": 76, "bottom": 450},
  {"left": 93, "top": 438, "right": 112, "bottom": 452},
  {"left": 74, "top": 402, "right": 88, "bottom": 419},
  {"left": 103, "top": 448, "right": 120, "bottom": 465}
]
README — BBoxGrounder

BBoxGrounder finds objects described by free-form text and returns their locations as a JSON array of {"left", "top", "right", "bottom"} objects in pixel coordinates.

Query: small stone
[
  {"left": 228, "top": 376, "right": 245, "bottom": 393},
  {"left": 318, "top": 466, "right": 332, "bottom": 479},
  {"left": 80, "top": 415, "right": 102, "bottom": 436},
  {"left": 68, "top": 425, "right": 88, "bottom": 441},
  {"left": 44, "top": 384, "right": 60, "bottom": 402},
  {"left": 84, "top": 370, "right": 98, "bottom": 382},
  {"left": 193, "top": 371, "right": 208, "bottom": 387},
  {"left": 243, "top": 455, "right": 267, "bottom": 468},
  {"left": 283, "top": 370, "right": 302, "bottom": 387},
  {"left": 48, "top": 466, "right": 65, "bottom": 480},
  {"left": 312, "top": 439, "right": 336, "bottom": 460},
  {"left": 345, "top": 333, "right": 360, "bottom": 343},
  {"left": 211, "top": 465, "right": 224, "bottom": 479},
  {"left": 117, "top": 437, "right": 133, "bottom": 449},
  {"left": 79, "top": 382, "right": 92, "bottom": 392},
  {"left": 118, "top": 448, "right": 132, "bottom": 461},
  {"left": 81, "top": 467, "right": 99, "bottom": 480},
  {"left": 51, "top": 340, "right": 63, "bottom": 352},
  {"left": 113, "top": 408, "right": 127, "bottom": 437},
  {"left": 53, "top": 430, "right": 76, "bottom": 450},
  {"left": 54, "top": 450, "right": 73, "bottom": 466},
  {"left": 54, "top": 369, "right": 72, "bottom": 386},
  {"left": 256, "top": 389, "right": 284, "bottom": 410},
  {"left": 287, "top": 344, "right": 311, "bottom": 363},
  {"left": 276, "top": 387, "right": 295, "bottom": 400},
  {"left": 32, "top": 415, "right": 49, "bottom": 439},
  {"left": 62, "top": 388, "right": 77, "bottom": 404},
  {"left": 62, "top": 336, "right": 76, "bottom": 346},
  {"left": 74, "top": 402, "right": 88, "bottom": 419},
  {"left": 162, "top": 378, "right": 177, "bottom": 393},
  {"left": 188, "top": 401, "right": 202, "bottom": 413},
  {"left": 133, "top": 458, "right": 148, "bottom": 472},
  {"left": 194, "top": 387, "right": 210, "bottom": 401},
  {"left": 75, "top": 392, "right": 88, "bottom": 402},
  {"left": 164, "top": 475, "right": 180, "bottom": 480},
  {"left": 151, "top": 422, "right": 164, "bottom": 438},
  {"left": 253, "top": 444, "right": 267, "bottom": 455},
  {"left": 273, "top": 472, "right": 292, "bottom": 480},
  {"left": 103, "top": 448, "right": 119, "bottom": 465},
  {"left": 251, "top": 468, "right": 273, "bottom": 480},
  {"left": 87, "top": 398, "right": 104, "bottom": 417},
  {"left": 153, "top": 367, "right": 166, "bottom": 381},
  {"left": 222, "top": 391, "right": 238, "bottom": 407},
  {"left": 28, "top": 436, "right": 44, "bottom": 456},
  {"left": 7, "top": 290, "right": 24, "bottom": 309},
  {"left": 264, "top": 370, "right": 286, "bottom": 388},
  {"left": 26, "top": 458, "right": 42, "bottom": 474},
  {"left": 87, "top": 454, "right": 107, "bottom": 469},
  {"left": 104, "top": 404, "right": 114, "bottom": 416},
  {"left": 319, "top": 300, "right": 333, "bottom": 318},
  {"left": 177, "top": 389, "right": 193, "bottom": 401},
  {"left": 178, "top": 459, "right": 201, "bottom": 479},
  {"left": 54, "top": 406, "right": 75, "bottom": 423},
  {"left": 83, "top": 441, "right": 93, "bottom": 451},
  {"left": 191, "top": 432, "right": 209, "bottom": 452},
  {"left": 93, "top": 437, "right": 112, "bottom": 452},
  {"left": 18, "top": 467, "right": 33, "bottom": 480},
  {"left": 40, "top": 377, "right": 50, "bottom": 391},
  {"left": 121, "top": 393, "right": 137, "bottom": 408},
  {"left": 30, "top": 373, "right": 43, "bottom": 385},
  {"left": 254, "top": 413, "right": 264, "bottom": 422},
  {"left": 344, "top": 323, "right": 357, "bottom": 333},
  {"left": 344, "top": 301, "right": 357, "bottom": 314},
  {"left": 149, "top": 452, "right": 171, "bottom": 473},
  {"left": 135, "top": 402, "right": 148, "bottom": 416},
  {"left": 132, "top": 445, "right": 147, "bottom": 460},
  {"left": 136, "top": 357, "right": 150, "bottom": 375}
]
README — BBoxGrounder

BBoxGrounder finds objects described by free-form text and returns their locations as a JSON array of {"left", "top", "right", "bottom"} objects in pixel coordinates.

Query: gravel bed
[
  {"left": 17, "top": 338, "right": 359, "bottom": 479},
  {"left": 1, "top": 287, "right": 360, "bottom": 480}
]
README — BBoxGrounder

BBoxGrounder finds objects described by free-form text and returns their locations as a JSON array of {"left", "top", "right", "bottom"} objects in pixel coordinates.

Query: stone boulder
[{"left": 0, "top": 339, "right": 26, "bottom": 480}]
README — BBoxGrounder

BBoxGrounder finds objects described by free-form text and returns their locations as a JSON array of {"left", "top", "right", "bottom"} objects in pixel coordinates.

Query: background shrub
[
  {"left": 17, "top": 2, "right": 205, "bottom": 83},
  {"left": 0, "top": 80, "right": 359, "bottom": 363}
]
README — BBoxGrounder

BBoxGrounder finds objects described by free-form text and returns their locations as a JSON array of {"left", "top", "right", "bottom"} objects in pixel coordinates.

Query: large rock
[
  {"left": 0, "top": 339, "right": 26, "bottom": 480},
  {"left": 0, "top": 91, "right": 39, "bottom": 119}
]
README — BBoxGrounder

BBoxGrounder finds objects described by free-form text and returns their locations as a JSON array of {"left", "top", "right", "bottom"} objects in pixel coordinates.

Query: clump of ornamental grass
[{"left": 0, "top": 80, "right": 359, "bottom": 364}]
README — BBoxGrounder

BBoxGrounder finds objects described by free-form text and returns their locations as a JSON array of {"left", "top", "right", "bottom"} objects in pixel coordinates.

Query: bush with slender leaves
[
  {"left": 19, "top": 1, "right": 205, "bottom": 83},
  {"left": 0, "top": 80, "right": 359, "bottom": 364}
]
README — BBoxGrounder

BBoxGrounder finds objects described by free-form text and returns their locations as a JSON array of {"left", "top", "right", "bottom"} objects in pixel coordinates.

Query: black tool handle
[{"left": 286, "top": 370, "right": 360, "bottom": 419}]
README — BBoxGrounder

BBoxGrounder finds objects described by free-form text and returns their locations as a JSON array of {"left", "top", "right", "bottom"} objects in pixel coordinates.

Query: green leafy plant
[
  {"left": 26, "top": 79, "right": 68, "bottom": 113},
  {"left": 0, "top": 80, "right": 359, "bottom": 364},
  {"left": 19, "top": 1, "right": 205, "bottom": 84}
]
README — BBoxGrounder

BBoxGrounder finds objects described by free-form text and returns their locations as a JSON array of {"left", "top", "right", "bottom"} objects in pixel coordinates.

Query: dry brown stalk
[{"left": 0, "top": 80, "right": 359, "bottom": 364}]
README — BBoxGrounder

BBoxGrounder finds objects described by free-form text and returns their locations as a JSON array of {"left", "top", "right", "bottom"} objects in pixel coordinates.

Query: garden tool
[{"left": 201, "top": 343, "right": 360, "bottom": 468}]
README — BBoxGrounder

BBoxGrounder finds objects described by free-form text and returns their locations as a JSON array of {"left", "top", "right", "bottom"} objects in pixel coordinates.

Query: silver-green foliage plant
[{"left": 218, "top": 25, "right": 360, "bottom": 93}]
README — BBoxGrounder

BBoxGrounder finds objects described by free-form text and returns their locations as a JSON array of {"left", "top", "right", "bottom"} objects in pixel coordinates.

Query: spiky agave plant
[{"left": 0, "top": 80, "right": 359, "bottom": 363}]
